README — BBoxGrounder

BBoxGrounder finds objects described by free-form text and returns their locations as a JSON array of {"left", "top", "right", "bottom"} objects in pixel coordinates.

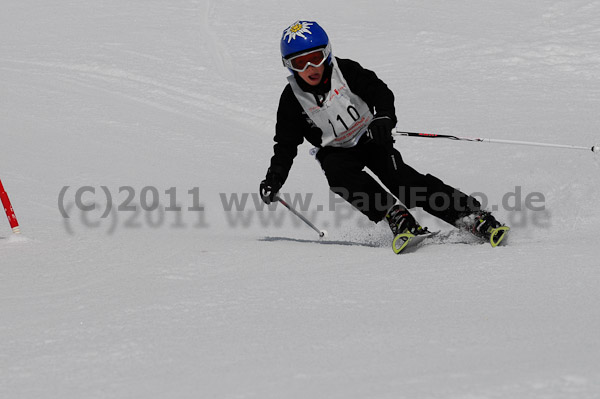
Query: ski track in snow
[{"left": 0, "top": 58, "right": 269, "bottom": 130}]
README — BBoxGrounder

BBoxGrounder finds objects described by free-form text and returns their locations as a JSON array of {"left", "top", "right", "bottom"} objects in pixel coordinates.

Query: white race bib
[{"left": 288, "top": 58, "right": 373, "bottom": 148}]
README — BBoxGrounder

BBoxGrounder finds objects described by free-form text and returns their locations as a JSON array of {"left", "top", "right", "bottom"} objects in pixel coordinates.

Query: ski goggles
[{"left": 282, "top": 44, "right": 331, "bottom": 72}]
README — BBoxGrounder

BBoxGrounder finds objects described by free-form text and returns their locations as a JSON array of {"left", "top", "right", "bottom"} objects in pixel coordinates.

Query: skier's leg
[
  {"left": 366, "top": 145, "right": 481, "bottom": 226},
  {"left": 317, "top": 146, "right": 396, "bottom": 222},
  {"left": 382, "top": 150, "right": 509, "bottom": 244}
]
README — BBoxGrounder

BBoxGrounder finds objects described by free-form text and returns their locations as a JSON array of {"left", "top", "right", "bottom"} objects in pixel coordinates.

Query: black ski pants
[{"left": 316, "top": 141, "right": 481, "bottom": 225}]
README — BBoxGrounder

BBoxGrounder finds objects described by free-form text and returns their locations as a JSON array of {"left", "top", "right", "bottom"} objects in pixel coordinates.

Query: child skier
[{"left": 260, "top": 20, "right": 508, "bottom": 252}]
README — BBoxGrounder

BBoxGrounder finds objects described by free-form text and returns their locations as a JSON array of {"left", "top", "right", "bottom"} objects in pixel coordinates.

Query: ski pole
[
  {"left": 0, "top": 179, "right": 21, "bottom": 234},
  {"left": 394, "top": 130, "right": 600, "bottom": 153},
  {"left": 274, "top": 194, "right": 328, "bottom": 238}
]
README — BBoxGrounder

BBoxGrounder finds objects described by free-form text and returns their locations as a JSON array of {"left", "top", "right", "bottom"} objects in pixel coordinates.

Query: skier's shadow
[{"left": 259, "top": 236, "right": 381, "bottom": 248}]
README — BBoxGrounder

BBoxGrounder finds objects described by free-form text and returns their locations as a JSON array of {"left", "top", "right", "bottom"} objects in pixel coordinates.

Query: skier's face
[{"left": 298, "top": 64, "right": 325, "bottom": 86}]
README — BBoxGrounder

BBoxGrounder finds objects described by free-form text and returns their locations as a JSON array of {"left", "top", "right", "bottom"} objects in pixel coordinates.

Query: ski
[
  {"left": 392, "top": 225, "right": 510, "bottom": 254},
  {"left": 489, "top": 226, "right": 510, "bottom": 247},
  {"left": 264, "top": 225, "right": 509, "bottom": 254},
  {"left": 392, "top": 230, "right": 439, "bottom": 254}
]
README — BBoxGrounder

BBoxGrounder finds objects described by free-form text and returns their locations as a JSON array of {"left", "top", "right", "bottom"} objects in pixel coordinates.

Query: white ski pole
[
  {"left": 275, "top": 195, "right": 328, "bottom": 238},
  {"left": 394, "top": 130, "right": 600, "bottom": 153}
]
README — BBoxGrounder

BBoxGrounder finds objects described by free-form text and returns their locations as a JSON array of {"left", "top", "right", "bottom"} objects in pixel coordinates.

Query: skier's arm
[
  {"left": 268, "top": 85, "right": 306, "bottom": 185},
  {"left": 337, "top": 58, "right": 397, "bottom": 124}
]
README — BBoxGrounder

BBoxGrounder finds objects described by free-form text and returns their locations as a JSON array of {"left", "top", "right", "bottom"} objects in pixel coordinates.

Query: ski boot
[
  {"left": 386, "top": 204, "right": 430, "bottom": 254},
  {"left": 458, "top": 211, "right": 509, "bottom": 247}
]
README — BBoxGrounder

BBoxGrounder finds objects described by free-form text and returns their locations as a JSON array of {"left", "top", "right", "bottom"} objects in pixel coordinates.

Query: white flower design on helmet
[{"left": 282, "top": 21, "right": 314, "bottom": 43}]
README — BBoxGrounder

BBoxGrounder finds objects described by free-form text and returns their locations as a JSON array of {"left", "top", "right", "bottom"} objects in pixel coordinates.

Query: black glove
[
  {"left": 366, "top": 116, "right": 395, "bottom": 146},
  {"left": 259, "top": 169, "right": 283, "bottom": 204}
]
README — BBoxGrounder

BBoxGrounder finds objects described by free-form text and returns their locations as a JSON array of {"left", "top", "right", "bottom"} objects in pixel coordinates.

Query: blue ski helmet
[{"left": 280, "top": 21, "right": 332, "bottom": 69}]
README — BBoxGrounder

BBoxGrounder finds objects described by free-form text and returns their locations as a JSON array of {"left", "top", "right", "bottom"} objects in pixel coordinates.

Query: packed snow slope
[{"left": 2, "top": 1, "right": 600, "bottom": 398}]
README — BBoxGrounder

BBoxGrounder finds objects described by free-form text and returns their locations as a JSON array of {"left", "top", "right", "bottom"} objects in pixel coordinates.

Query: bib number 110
[{"left": 329, "top": 105, "right": 360, "bottom": 137}]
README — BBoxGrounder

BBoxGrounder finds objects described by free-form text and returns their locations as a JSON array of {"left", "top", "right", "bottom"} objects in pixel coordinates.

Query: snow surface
[{"left": 2, "top": 1, "right": 600, "bottom": 398}]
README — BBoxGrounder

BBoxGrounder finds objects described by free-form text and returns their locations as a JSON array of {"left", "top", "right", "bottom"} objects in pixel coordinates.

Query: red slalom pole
[{"left": 0, "top": 179, "right": 21, "bottom": 234}]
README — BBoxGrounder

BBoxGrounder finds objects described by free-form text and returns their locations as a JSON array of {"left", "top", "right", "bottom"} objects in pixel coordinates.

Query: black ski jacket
[{"left": 268, "top": 57, "right": 397, "bottom": 184}]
